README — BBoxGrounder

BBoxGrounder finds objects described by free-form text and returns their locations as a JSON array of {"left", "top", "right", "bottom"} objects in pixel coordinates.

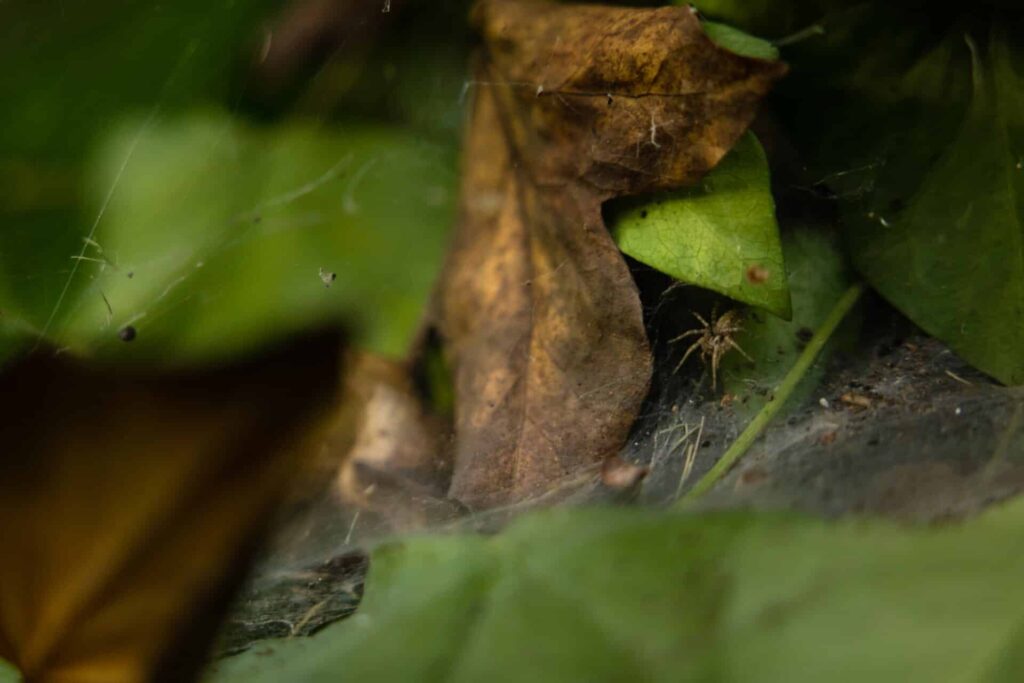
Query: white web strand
[
  {"left": 33, "top": 117, "right": 152, "bottom": 351},
  {"left": 30, "top": 42, "right": 204, "bottom": 350}
]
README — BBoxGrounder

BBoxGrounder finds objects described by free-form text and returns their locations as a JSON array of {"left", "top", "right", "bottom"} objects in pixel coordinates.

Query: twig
[{"left": 676, "top": 282, "right": 866, "bottom": 507}]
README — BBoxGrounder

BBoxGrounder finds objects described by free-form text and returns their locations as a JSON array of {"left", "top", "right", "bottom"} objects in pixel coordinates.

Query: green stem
[
  {"left": 774, "top": 23, "right": 825, "bottom": 47},
  {"left": 675, "top": 281, "right": 866, "bottom": 508}
]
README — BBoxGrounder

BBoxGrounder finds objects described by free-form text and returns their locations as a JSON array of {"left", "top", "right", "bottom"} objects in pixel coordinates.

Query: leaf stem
[
  {"left": 675, "top": 281, "right": 866, "bottom": 507},
  {"left": 774, "top": 23, "right": 825, "bottom": 48}
]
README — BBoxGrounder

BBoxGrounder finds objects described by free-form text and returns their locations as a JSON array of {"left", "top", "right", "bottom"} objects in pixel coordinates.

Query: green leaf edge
[
  {"left": 612, "top": 132, "right": 793, "bottom": 320},
  {"left": 702, "top": 20, "right": 780, "bottom": 61}
]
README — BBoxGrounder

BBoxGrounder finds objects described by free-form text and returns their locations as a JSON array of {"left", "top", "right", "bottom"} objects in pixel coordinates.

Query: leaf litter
[{"left": 409, "top": 0, "right": 786, "bottom": 510}]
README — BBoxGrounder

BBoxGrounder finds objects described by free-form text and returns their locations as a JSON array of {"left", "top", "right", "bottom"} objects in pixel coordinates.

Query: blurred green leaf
[
  {"left": 610, "top": 133, "right": 792, "bottom": 319},
  {"left": 720, "top": 226, "right": 854, "bottom": 418},
  {"left": 0, "top": 0, "right": 276, "bottom": 161},
  {"left": 32, "top": 112, "right": 454, "bottom": 362},
  {"left": 208, "top": 498, "right": 1024, "bottom": 682},
  {"left": 0, "top": 658, "right": 18, "bottom": 683},
  {"left": 0, "top": 2, "right": 461, "bottom": 367},
  {"left": 0, "top": 0, "right": 279, "bottom": 363}
]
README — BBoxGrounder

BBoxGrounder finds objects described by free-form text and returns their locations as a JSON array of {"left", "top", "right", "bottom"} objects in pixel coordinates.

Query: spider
[{"left": 670, "top": 306, "right": 752, "bottom": 390}]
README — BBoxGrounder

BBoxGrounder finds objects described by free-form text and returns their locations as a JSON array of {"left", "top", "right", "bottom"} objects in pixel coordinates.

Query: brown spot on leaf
[
  {"left": 746, "top": 264, "right": 770, "bottom": 284},
  {"left": 432, "top": 0, "right": 786, "bottom": 509}
]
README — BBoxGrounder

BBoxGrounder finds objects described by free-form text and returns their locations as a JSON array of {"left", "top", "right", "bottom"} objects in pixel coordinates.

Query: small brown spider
[{"left": 670, "top": 307, "right": 752, "bottom": 389}]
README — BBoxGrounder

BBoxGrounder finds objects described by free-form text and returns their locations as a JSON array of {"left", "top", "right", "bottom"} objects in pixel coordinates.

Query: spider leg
[
  {"left": 672, "top": 338, "right": 703, "bottom": 374},
  {"left": 709, "top": 345, "right": 722, "bottom": 390},
  {"left": 668, "top": 328, "right": 703, "bottom": 343},
  {"left": 691, "top": 311, "right": 710, "bottom": 328},
  {"left": 727, "top": 338, "right": 754, "bottom": 362}
]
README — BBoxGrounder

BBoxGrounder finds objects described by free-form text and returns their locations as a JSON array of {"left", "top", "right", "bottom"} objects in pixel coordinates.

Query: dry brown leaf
[
  {"left": 0, "top": 332, "right": 341, "bottom": 682},
  {"left": 435, "top": 0, "right": 786, "bottom": 508}
]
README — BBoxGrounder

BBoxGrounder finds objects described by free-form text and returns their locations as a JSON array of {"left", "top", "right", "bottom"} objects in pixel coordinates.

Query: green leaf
[
  {"left": 686, "top": 0, "right": 803, "bottom": 39},
  {"left": 0, "top": 0, "right": 276, "bottom": 161},
  {"left": 206, "top": 537, "right": 499, "bottom": 683},
  {"left": 0, "top": 659, "right": 19, "bottom": 683},
  {"left": 843, "top": 22, "right": 1024, "bottom": 385},
  {"left": 19, "top": 112, "right": 453, "bottom": 363},
  {"left": 770, "top": 8, "right": 1024, "bottom": 384},
  {"left": 0, "top": 1, "right": 279, "bottom": 361},
  {"left": 685, "top": 0, "right": 847, "bottom": 42},
  {"left": 719, "top": 226, "right": 854, "bottom": 418},
  {"left": 610, "top": 133, "right": 792, "bottom": 319},
  {"left": 208, "top": 499, "right": 1024, "bottom": 682},
  {"left": 702, "top": 21, "right": 779, "bottom": 61}
]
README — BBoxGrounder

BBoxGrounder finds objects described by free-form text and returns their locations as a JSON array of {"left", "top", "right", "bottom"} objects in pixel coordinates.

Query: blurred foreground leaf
[
  {"left": 611, "top": 133, "right": 791, "bottom": 319},
  {"left": 0, "top": 0, "right": 456, "bottom": 368},
  {"left": 0, "top": 330, "right": 341, "bottom": 682},
  {"left": 0, "top": 0, "right": 279, "bottom": 362},
  {"left": 5, "top": 113, "right": 454, "bottom": 364},
  {"left": 209, "top": 498, "right": 1024, "bottom": 682}
]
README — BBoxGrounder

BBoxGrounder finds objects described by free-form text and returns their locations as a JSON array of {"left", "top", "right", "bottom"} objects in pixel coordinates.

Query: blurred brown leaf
[
  {"left": 434, "top": 0, "right": 786, "bottom": 508},
  {"left": 0, "top": 332, "right": 342, "bottom": 682},
  {"left": 332, "top": 352, "right": 460, "bottom": 533}
]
